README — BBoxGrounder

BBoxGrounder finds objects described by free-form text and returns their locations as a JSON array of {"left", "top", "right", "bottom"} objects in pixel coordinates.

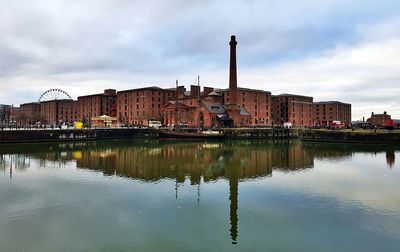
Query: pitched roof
[
  {"left": 203, "top": 103, "right": 226, "bottom": 114},
  {"left": 117, "top": 86, "right": 167, "bottom": 93},
  {"left": 207, "top": 91, "right": 221, "bottom": 96},
  {"left": 163, "top": 101, "right": 191, "bottom": 109},
  {"left": 239, "top": 105, "right": 251, "bottom": 116},
  {"left": 314, "top": 101, "right": 351, "bottom": 105}
]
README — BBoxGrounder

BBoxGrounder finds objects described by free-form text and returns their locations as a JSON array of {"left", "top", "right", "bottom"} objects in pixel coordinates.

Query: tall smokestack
[{"left": 229, "top": 35, "right": 238, "bottom": 104}]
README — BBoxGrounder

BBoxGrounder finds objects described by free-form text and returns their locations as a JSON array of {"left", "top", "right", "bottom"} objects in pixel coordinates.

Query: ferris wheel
[{"left": 39, "top": 89, "right": 72, "bottom": 102}]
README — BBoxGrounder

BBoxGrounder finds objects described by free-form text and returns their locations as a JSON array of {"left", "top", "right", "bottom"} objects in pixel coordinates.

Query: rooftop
[
  {"left": 216, "top": 87, "right": 271, "bottom": 94},
  {"left": 274, "top": 93, "right": 313, "bottom": 99},
  {"left": 314, "top": 101, "right": 351, "bottom": 105},
  {"left": 117, "top": 86, "right": 168, "bottom": 94}
]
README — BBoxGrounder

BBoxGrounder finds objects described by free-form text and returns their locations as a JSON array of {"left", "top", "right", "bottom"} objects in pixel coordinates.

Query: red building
[
  {"left": 20, "top": 102, "right": 41, "bottom": 125},
  {"left": 367, "top": 111, "right": 391, "bottom": 127},
  {"left": 78, "top": 89, "right": 117, "bottom": 124},
  {"left": 117, "top": 86, "right": 174, "bottom": 126},
  {"left": 219, "top": 88, "right": 272, "bottom": 126},
  {"left": 313, "top": 101, "right": 351, "bottom": 126},
  {"left": 272, "top": 94, "right": 314, "bottom": 126},
  {"left": 162, "top": 86, "right": 251, "bottom": 128},
  {"left": 40, "top": 99, "right": 77, "bottom": 125}
]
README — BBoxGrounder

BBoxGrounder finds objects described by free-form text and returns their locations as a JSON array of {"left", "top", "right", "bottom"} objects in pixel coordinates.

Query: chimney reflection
[
  {"left": 386, "top": 150, "right": 395, "bottom": 168},
  {"left": 229, "top": 165, "right": 239, "bottom": 244}
]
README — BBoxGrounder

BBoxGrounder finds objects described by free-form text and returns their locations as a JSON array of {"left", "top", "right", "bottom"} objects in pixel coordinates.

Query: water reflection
[
  {"left": 73, "top": 141, "right": 316, "bottom": 181},
  {"left": 386, "top": 150, "right": 395, "bottom": 168},
  {"left": 229, "top": 160, "right": 239, "bottom": 244},
  {"left": 0, "top": 154, "right": 30, "bottom": 179},
  {"left": 0, "top": 140, "right": 399, "bottom": 245}
]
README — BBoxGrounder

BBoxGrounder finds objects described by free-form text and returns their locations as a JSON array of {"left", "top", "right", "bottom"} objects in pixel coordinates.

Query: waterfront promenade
[{"left": 1, "top": 127, "right": 399, "bottom": 144}]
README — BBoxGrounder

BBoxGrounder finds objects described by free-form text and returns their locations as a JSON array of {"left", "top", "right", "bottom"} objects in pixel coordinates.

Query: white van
[
  {"left": 148, "top": 120, "right": 162, "bottom": 129},
  {"left": 283, "top": 122, "right": 292, "bottom": 128}
]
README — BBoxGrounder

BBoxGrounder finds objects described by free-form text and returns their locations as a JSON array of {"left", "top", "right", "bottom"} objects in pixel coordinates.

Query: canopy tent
[{"left": 91, "top": 115, "right": 118, "bottom": 128}]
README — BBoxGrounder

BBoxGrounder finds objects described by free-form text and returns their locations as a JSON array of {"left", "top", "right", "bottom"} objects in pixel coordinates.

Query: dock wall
[
  {"left": 299, "top": 129, "right": 400, "bottom": 144},
  {"left": 1, "top": 128, "right": 399, "bottom": 144},
  {"left": 0, "top": 128, "right": 157, "bottom": 144}
]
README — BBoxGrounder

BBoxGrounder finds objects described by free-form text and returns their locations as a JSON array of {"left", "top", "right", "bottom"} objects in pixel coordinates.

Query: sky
[{"left": 0, "top": 0, "right": 400, "bottom": 120}]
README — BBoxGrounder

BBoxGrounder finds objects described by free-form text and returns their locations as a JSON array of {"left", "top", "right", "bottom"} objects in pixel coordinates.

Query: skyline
[{"left": 1, "top": 1, "right": 400, "bottom": 120}]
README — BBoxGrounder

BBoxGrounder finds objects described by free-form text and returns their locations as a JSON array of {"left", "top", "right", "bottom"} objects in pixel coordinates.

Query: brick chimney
[
  {"left": 190, "top": 85, "right": 200, "bottom": 98},
  {"left": 229, "top": 35, "right": 238, "bottom": 105},
  {"left": 225, "top": 35, "right": 241, "bottom": 127}
]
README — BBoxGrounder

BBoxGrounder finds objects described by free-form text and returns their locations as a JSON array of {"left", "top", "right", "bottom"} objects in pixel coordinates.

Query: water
[{"left": 0, "top": 140, "right": 399, "bottom": 251}]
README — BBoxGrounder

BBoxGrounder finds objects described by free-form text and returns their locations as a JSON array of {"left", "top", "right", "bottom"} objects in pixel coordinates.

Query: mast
[
  {"left": 197, "top": 75, "right": 201, "bottom": 131},
  {"left": 176, "top": 79, "right": 179, "bottom": 129}
]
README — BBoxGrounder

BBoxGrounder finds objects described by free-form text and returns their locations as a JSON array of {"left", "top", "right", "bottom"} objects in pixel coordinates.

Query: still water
[{"left": 0, "top": 140, "right": 399, "bottom": 251}]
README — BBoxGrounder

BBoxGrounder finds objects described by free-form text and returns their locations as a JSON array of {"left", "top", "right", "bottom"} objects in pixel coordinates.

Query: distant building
[
  {"left": 40, "top": 99, "right": 77, "bottom": 125},
  {"left": 313, "top": 101, "right": 351, "bottom": 126},
  {"left": 272, "top": 94, "right": 314, "bottom": 126},
  {"left": 20, "top": 102, "right": 41, "bottom": 125},
  {"left": 367, "top": 111, "right": 391, "bottom": 126},
  {"left": 117, "top": 86, "right": 174, "bottom": 126},
  {"left": 78, "top": 89, "right": 117, "bottom": 124},
  {"left": 0, "top": 104, "right": 19, "bottom": 126}
]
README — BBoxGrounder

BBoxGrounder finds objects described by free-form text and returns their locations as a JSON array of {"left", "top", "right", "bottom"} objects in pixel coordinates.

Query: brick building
[
  {"left": 272, "top": 94, "right": 314, "bottom": 126},
  {"left": 219, "top": 88, "right": 272, "bottom": 126},
  {"left": 0, "top": 104, "right": 19, "bottom": 126},
  {"left": 367, "top": 111, "right": 391, "bottom": 126},
  {"left": 160, "top": 85, "right": 222, "bottom": 128},
  {"left": 162, "top": 87, "right": 252, "bottom": 128},
  {"left": 313, "top": 101, "right": 351, "bottom": 126},
  {"left": 163, "top": 101, "right": 197, "bottom": 127},
  {"left": 116, "top": 86, "right": 175, "bottom": 125},
  {"left": 40, "top": 99, "right": 77, "bottom": 125},
  {"left": 78, "top": 89, "right": 117, "bottom": 124},
  {"left": 9, "top": 106, "right": 20, "bottom": 126},
  {"left": 20, "top": 102, "right": 41, "bottom": 125}
]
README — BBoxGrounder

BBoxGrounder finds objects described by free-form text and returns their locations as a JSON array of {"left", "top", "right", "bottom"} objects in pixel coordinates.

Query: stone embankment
[
  {"left": 222, "top": 128, "right": 294, "bottom": 139},
  {"left": 1, "top": 127, "right": 398, "bottom": 144},
  {"left": 299, "top": 129, "right": 400, "bottom": 144},
  {"left": 0, "top": 128, "right": 157, "bottom": 143}
]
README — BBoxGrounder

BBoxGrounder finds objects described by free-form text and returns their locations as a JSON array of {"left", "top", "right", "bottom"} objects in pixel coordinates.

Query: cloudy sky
[{"left": 1, "top": 0, "right": 400, "bottom": 120}]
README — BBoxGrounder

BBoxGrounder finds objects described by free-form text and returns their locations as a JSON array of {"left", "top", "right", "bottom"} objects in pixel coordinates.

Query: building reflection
[
  {"left": 73, "top": 140, "right": 314, "bottom": 244},
  {"left": 0, "top": 154, "right": 30, "bottom": 179},
  {"left": 386, "top": 150, "right": 395, "bottom": 168},
  {"left": 70, "top": 141, "right": 315, "bottom": 182},
  {"left": 1, "top": 140, "right": 398, "bottom": 244}
]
